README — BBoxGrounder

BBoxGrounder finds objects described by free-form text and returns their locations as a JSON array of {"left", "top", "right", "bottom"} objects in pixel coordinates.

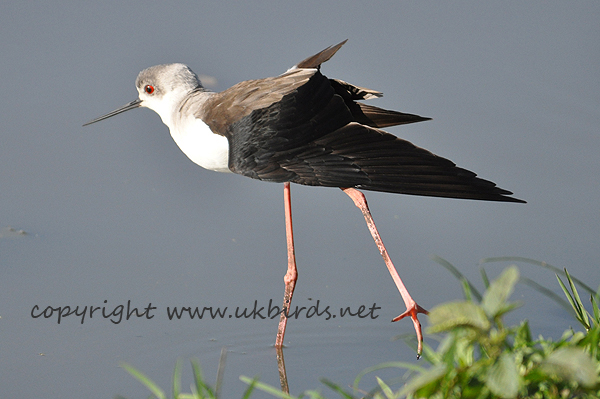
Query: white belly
[{"left": 168, "top": 117, "right": 231, "bottom": 173}]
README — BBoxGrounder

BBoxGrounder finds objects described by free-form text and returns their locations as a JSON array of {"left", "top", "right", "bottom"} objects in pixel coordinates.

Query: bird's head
[{"left": 83, "top": 63, "right": 203, "bottom": 128}]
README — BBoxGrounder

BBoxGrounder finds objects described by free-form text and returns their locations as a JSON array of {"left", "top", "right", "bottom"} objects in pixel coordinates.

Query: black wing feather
[{"left": 224, "top": 59, "right": 523, "bottom": 203}]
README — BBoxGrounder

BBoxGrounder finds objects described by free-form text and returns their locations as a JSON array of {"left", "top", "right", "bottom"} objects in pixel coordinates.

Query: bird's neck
[
  {"left": 158, "top": 90, "right": 231, "bottom": 173},
  {"left": 150, "top": 88, "right": 208, "bottom": 131}
]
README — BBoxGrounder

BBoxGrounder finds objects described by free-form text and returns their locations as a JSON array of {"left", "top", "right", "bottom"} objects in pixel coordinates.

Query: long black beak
[{"left": 83, "top": 98, "right": 142, "bottom": 126}]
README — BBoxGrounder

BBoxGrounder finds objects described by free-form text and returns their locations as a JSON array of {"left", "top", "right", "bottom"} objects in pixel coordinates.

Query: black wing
[
  {"left": 225, "top": 69, "right": 524, "bottom": 203},
  {"left": 295, "top": 40, "right": 431, "bottom": 128}
]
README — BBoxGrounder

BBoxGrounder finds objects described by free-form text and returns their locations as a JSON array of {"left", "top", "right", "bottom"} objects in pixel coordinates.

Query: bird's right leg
[{"left": 341, "top": 187, "right": 428, "bottom": 358}]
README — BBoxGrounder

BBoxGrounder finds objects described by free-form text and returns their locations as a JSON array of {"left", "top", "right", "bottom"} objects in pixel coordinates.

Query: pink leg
[
  {"left": 342, "top": 187, "right": 428, "bottom": 357},
  {"left": 275, "top": 182, "right": 297, "bottom": 348}
]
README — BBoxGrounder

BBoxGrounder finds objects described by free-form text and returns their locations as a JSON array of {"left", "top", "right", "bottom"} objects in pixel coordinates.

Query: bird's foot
[{"left": 392, "top": 302, "right": 429, "bottom": 359}]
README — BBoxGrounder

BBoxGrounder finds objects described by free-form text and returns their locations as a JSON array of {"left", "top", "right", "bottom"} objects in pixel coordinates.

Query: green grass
[{"left": 116, "top": 259, "right": 600, "bottom": 399}]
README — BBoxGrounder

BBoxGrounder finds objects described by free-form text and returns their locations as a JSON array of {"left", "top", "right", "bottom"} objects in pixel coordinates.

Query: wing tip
[
  {"left": 294, "top": 40, "right": 349, "bottom": 69},
  {"left": 499, "top": 195, "right": 527, "bottom": 204}
]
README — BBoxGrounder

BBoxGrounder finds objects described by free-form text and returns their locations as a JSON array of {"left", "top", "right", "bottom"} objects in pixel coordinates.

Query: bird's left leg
[
  {"left": 341, "top": 187, "right": 428, "bottom": 357},
  {"left": 275, "top": 182, "right": 297, "bottom": 348}
]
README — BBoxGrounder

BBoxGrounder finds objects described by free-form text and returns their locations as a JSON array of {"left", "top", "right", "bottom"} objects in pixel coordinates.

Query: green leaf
[
  {"left": 241, "top": 377, "right": 258, "bottom": 399},
  {"left": 558, "top": 273, "right": 591, "bottom": 329},
  {"left": 120, "top": 363, "right": 167, "bottom": 399},
  {"left": 513, "top": 320, "right": 532, "bottom": 347},
  {"left": 172, "top": 359, "right": 182, "bottom": 399},
  {"left": 480, "top": 267, "right": 490, "bottom": 289},
  {"left": 541, "top": 347, "right": 598, "bottom": 388},
  {"left": 375, "top": 377, "right": 395, "bottom": 399},
  {"left": 191, "top": 359, "right": 215, "bottom": 398},
  {"left": 557, "top": 274, "right": 578, "bottom": 310},
  {"left": 461, "top": 278, "right": 473, "bottom": 302},
  {"left": 430, "top": 255, "right": 482, "bottom": 301},
  {"left": 566, "top": 268, "right": 590, "bottom": 327},
  {"left": 481, "top": 266, "right": 519, "bottom": 318},
  {"left": 520, "top": 276, "right": 574, "bottom": 315},
  {"left": 320, "top": 378, "right": 355, "bottom": 399},
  {"left": 353, "top": 361, "right": 425, "bottom": 392},
  {"left": 592, "top": 294, "right": 600, "bottom": 325},
  {"left": 428, "top": 301, "right": 490, "bottom": 334},
  {"left": 398, "top": 364, "right": 447, "bottom": 397},
  {"left": 485, "top": 352, "right": 520, "bottom": 398},
  {"left": 239, "top": 376, "right": 297, "bottom": 399},
  {"left": 480, "top": 257, "right": 596, "bottom": 295}
]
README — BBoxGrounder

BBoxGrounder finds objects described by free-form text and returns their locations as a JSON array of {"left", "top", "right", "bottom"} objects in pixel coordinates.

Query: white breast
[{"left": 168, "top": 116, "right": 231, "bottom": 173}]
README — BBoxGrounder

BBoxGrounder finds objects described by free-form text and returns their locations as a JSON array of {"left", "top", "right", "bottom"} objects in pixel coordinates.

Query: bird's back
[{"left": 192, "top": 42, "right": 524, "bottom": 203}]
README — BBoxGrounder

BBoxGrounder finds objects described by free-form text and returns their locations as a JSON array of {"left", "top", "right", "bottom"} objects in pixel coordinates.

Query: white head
[{"left": 83, "top": 63, "right": 203, "bottom": 128}]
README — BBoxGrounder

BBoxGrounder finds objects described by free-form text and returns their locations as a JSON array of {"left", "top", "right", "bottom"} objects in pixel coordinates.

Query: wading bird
[{"left": 84, "top": 41, "right": 524, "bottom": 357}]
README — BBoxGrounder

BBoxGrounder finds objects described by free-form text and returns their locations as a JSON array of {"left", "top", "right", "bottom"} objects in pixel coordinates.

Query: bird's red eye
[{"left": 144, "top": 85, "right": 155, "bottom": 94}]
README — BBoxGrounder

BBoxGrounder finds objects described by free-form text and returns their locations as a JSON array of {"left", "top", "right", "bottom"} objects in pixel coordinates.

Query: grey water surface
[{"left": 1, "top": 2, "right": 599, "bottom": 398}]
